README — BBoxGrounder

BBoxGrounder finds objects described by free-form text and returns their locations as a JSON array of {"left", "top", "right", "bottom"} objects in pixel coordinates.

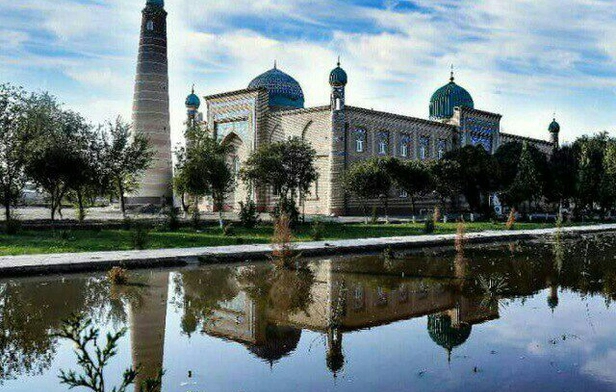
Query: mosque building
[{"left": 184, "top": 59, "right": 559, "bottom": 215}]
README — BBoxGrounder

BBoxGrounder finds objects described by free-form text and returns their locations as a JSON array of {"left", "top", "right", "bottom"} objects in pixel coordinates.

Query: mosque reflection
[{"left": 4, "top": 234, "right": 616, "bottom": 388}]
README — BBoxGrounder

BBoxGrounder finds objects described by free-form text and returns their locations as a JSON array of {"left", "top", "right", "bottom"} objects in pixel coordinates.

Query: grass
[{"left": 0, "top": 221, "right": 578, "bottom": 256}]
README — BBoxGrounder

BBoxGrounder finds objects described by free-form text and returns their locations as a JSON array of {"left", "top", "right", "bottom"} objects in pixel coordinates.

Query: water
[{"left": 3, "top": 234, "right": 616, "bottom": 391}]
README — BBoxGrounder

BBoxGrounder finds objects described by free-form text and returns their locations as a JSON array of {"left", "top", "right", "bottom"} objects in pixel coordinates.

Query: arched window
[
  {"left": 146, "top": 20, "right": 154, "bottom": 31},
  {"left": 437, "top": 139, "right": 447, "bottom": 159},
  {"left": 355, "top": 129, "right": 366, "bottom": 153},
  {"left": 419, "top": 136, "right": 430, "bottom": 160},
  {"left": 400, "top": 133, "right": 411, "bottom": 158},
  {"left": 378, "top": 131, "right": 389, "bottom": 155}
]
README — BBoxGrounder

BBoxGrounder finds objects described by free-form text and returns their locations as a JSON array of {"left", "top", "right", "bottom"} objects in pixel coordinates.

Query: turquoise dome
[
  {"left": 427, "top": 314, "right": 472, "bottom": 352},
  {"left": 185, "top": 89, "right": 200, "bottom": 109},
  {"left": 330, "top": 61, "right": 348, "bottom": 87},
  {"left": 146, "top": 0, "right": 164, "bottom": 7},
  {"left": 429, "top": 73, "right": 474, "bottom": 120},
  {"left": 249, "top": 66, "right": 305, "bottom": 110},
  {"left": 549, "top": 119, "right": 560, "bottom": 133}
]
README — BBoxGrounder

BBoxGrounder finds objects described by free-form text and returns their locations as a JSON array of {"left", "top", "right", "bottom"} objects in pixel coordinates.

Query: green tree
[
  {"left": 0, "top": 84, "right": 28, "bottom": 221},
  {"left": 210, "top": 154, "right": 235, "bottom": 229},
  {"left": 343, "top": 158, "right": 392, "bottom": 223},
  {"left": 546, "top": 145, "right": 579, "bottom": 208},
  {"left": 386, "top": 159, "right": 431, "bottom": 214},
  {"left": 240, "top": 137, "right": 317, "bottom": 221},
  {"left": 429, "top": 159, "right": 462, "bottom": 210},
  {"left": 443, "top": 145, "right": 497, "bottom": 213},
  {"left": 575, "top": 133, "right": 608, "bottom": 214},
  {"left": 100, "top": 118, "right": 154, "bottom": 217},
  {"left": 506, "top": 142, "right": 542, "bottom": 211},
  {"left": 599, "top": 140, "right": 616, "bottom": 216},
  {"left": 23, "top": 94, "right": 90, "bottom": 221}
]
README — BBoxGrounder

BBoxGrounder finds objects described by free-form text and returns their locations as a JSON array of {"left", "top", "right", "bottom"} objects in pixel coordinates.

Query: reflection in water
[{"left": 4, "top": 234, "right": 616, "bottom": 391}]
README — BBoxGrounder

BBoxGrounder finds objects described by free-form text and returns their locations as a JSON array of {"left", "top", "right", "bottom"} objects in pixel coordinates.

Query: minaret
[
  {"left": 328, "top": 59, "right": 348, "bottom": 215},
  {"left": 549, "top": 116, "right": 560, "bottom": 149},
  {"left": 130, "top": 0, "right": 173, "bottom": 205},
  {"left": 185, "top": 85, "right": 201, "bottom": 127}
]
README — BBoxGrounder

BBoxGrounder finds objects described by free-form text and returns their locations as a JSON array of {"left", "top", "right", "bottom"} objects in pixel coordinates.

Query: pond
[{"left": 3, "top": 234, "right": 616, "bottom": 391}]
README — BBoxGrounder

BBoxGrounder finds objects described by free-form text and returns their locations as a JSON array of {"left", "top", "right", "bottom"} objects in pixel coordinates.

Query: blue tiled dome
[
  {"left": 329, "top": 61, "right": 348, "bottom": 87},
  {"left": 549, "top": 118, "right": 560, "bottom": 133},
  {"left": 429, "top": 73, "right": 474, "bottom": 120},
  {"left": 146, "top": 0, "right": 164, "bottom": 7},
  {"left": 249, "top": 66, "right": 305, "bottom": 110},
  {"left": 185, "top": 89, "right": 200, "bottom": 109}
]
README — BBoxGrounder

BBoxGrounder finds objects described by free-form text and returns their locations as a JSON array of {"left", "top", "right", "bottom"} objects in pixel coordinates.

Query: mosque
[
  {"left": 184, "top": 61, "right": 559, "bottom": 215},
  {"left": 130, "top": 0, "right": 559, "bottom": 215}
]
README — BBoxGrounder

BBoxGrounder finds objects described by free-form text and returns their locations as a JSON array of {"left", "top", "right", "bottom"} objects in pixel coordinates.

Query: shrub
[
  {"left": 310, "top": 218, "right": 324, "bottom": 241},
  {"left": 131, "top": 222, "right": 150, "bottom": 250},
  {"left": 191, "top": 207, "right": 201, "bottom": 230},
  {"left": 235, "top": 237, "right": 245, "bottom": 245},
  {"left": 223, "top": 223, "right": 235, "bottom": 237},
  {"left": 4, "top": 215, "right": 21, "bottom": 235},
  {"left": 239, "top": 199, "right": 260, "bottom": 228},
  {"left": 270, "top": 197, "right": 299, "bottom": 226},
  {"left": 424, "top": 219, "right": 435, "bottom": 234},
  {"left": 506, "top": 209, "right": 516, "bottom": 230},
  {"left": 271, "top": 214, "right": 300, "bottom": 269},
  {"left": 108, "top": 266, "right": 128, "bottom": 285},
  {"left": 165, "top": 206, "right": 181, "bottom": 232},
  {"left": 370, "top": 205, "right": 378, "bottom": 224}
]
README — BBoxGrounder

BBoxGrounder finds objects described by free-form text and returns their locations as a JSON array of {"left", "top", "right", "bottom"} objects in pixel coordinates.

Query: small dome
[
  {"left": 146, "top": 0, "right": 164, "bottom": 7},
  {"left": 248, "top": 65, "right": 305, "bottom": 110},
  {"left": 429, "top": 72, "right": 474, "bottom": 120},
  {"left": 185, "top": 87, "right": 200, "bottom": 109},
  {"left": 329, "top": 60, "right": 348, "bottom": 87},
  {"left": 549, "top": 119, "right": 560, "bottom": 133},
  {"left": 427, "top": 314, "right": 472, "bottom": 352}
]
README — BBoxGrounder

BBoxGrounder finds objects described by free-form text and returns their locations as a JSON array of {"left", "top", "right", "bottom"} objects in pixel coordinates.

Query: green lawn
[{"left": 0, "top": 221, "right": 567, "bottom": 256}]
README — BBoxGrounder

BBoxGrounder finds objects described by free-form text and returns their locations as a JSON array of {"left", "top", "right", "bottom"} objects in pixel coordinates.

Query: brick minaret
[{"left": 129, "top": 0, "right": 172, "bottom": 205}]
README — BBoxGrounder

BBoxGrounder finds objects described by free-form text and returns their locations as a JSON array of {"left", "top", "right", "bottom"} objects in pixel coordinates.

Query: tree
[
  {"left": 575, "top": 134, "right": 608, "bottom": 214},
  {"left": 443, "top": 145, "right": 498, "bottom": 213},
  {"left": 0, "top": 84, "right": 28, "bottom": 221},
  {"left": 429, "top": 159, "right": 462, "bottom": 210},
  {"left": 100, "top": 118, "right": 154, "bottom": 217},
  {"left": 210, "top": 155, "right": 235, "bottom": 229},
  {"left": 173, "top": 123, "right": 233, "bottom": 225},
  {"left": 546, "top": 145, "right": 579, "bottom": 208},
  {"left": 240, "top": 137, "right": 317, "bottom": 221},
  {"left": 23, "top": 94, "right": 89, "bottom": 221},
  {"left": 343, "top": 158, "right": 392, "bottom": 223},
  {"left": 386, "top": 159, "right": 431, "bottom": 214},
  {"left": 599, "top": 140, "right": 616, "bottom": 216},
  {"left": 507, "top": 142, "right": 542, "bottom": 211}
]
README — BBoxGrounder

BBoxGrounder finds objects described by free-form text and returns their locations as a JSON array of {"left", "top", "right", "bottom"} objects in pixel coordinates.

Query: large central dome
[
  {"left": 248, "top": 66, "right": 305, "bottom": 110},
  {"left": 429, "top": 73, "right": 474, "bottom": 120}
]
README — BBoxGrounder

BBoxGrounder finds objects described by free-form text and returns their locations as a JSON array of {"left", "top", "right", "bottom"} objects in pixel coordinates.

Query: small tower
[
  {"left": 329, "top": 58, "right": 348, "bottom": 111},
  {"left": 549, "top": 117, "right": 560, "bottom": 149},
  {"left": 328, "top": 59, "right": 348, "bottom": 215},
  {"left": 185, "top": 86, "right": 201, "bottom": 127}
]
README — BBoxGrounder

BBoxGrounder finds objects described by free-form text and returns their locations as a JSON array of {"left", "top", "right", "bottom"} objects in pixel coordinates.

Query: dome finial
[
  {"left": 274, "top": 60, "right": 277, "bottom": 70},
  {"left": 450, "top": 64, "right": 455, "bottom": 83},
  {"left": 337, "top": 56, "right": 341, "bottom": 67},
  {"left": 191, "top": 84, "right": 195, "bottom": 94}
]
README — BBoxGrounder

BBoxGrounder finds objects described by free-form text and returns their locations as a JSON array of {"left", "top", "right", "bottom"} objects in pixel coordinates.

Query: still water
[{"left": 3, "top": 234, "right": 616, "bottom": 391}]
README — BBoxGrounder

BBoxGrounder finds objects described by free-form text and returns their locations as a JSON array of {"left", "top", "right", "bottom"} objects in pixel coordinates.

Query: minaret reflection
[{"left": 128, "top": 272, "right": 169, "bottom": 391}]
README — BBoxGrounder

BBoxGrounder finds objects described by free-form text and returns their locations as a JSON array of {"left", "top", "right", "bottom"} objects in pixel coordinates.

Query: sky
[{"left": 1, "top": 0, "right": 615, "bottom": 146}]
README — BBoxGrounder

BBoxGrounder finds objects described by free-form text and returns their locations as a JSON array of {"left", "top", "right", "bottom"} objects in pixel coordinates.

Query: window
[
  {"left": 419, "top": 136, "right": 430, "bottom": 160},
  {"left": 400, "top": 134, "right": 411, "bottom": 158},
  {"left": 400, "top": 190, "right": 408, "bottom": 198},
  {"left": 378, "top": 131, "right": 389, "bottom": 155},
  {"left": 355, "top": 129, "right": 366, "bottom": 153},
  {"left": 437, "top": 139, "right": 447, "bottom": 159},
  {"left": 146, "top": 20, "right": 154, "bottom": 31},
  {"left": 232, "top": 156, "right": 240, "bottom": 176}
]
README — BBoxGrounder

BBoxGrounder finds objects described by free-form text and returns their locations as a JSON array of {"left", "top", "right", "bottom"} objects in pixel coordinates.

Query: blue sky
[{"left": 1, "top": 0, "right": 615, "bottom": 145}]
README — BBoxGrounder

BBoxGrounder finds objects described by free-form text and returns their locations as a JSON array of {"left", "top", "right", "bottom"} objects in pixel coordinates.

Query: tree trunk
[
  {"left": 118, "top": 180, "right": 126, "bottom": 217},
  {"left": 4, "top": 191, "right": 10, "bottom": 222},
  {"left": 411, "top": 196, "right": 416, "bottom": 216},
  {"left": 77, "top": 190, "right": 85, "bottom": 223}
]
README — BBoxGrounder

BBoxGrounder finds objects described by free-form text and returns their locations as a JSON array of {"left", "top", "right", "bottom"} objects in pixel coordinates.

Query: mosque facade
[{"left": 185, "top": 60, "right": 559, "bottom": 215}]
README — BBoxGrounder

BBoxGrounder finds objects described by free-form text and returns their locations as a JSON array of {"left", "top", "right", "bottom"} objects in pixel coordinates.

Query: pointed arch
[{"left": 301, "top": 120, "right": 314, "bottom": 141}]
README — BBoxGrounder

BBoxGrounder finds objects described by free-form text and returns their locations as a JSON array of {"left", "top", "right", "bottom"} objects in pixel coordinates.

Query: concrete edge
[{"left": 1, "top": 224, "right": 615, "bottom": 277}]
